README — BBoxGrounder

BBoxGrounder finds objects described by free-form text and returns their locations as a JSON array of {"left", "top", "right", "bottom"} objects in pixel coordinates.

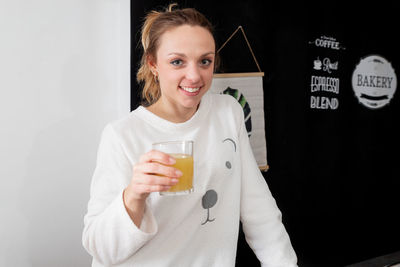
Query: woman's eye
[
  {"left": 170, "top": 59, "right": 183, "bottom": 66},
  {"left": 201, "top": 59, "right": 212, "bottom": 66}
]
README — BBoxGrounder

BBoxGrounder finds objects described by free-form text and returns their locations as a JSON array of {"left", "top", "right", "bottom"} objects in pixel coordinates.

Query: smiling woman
[
  {"left": 146, "top": 24, "right": 215, "bottom": 122},
  {"left": 137, "top": 3, "right": 217, "bottom": 107},
  {"left": 82, "top": 3, "right": 298, "bottom": 267}
]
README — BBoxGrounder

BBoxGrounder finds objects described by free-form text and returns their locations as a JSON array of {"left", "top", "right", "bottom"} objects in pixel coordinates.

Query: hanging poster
[{"left": 209, "top": 72, "right": 268, "bottom": 171}]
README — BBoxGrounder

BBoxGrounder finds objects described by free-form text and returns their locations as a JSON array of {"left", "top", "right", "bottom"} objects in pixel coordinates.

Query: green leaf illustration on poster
[{"left": 222, "top": 87, "right": 252, "bottom": 137}]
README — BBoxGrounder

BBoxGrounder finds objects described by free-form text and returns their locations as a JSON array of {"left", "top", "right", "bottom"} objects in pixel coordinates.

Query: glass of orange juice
[{"left": 152, "top": 140, "right": 194, "bottom": 196}]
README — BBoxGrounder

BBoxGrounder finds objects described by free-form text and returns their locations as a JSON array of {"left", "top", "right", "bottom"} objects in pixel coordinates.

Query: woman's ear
[{"left": 147, "top": 55, "right": 157, "bottom": 75}]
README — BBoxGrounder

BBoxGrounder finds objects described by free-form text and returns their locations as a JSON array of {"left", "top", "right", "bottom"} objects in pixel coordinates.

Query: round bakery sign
[{"left": 352, "top": 55, "right": 397, "bottom": 109}]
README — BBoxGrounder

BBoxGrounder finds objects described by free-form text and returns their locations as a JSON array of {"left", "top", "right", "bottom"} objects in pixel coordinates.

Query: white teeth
[{"left": 181, "top": 86, "right": 200, "bottom": 93}]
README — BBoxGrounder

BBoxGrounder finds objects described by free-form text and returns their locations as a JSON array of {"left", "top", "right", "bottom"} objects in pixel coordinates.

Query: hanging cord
[{"left": 217, "top": 26, "right": 262, "bottom": 72}]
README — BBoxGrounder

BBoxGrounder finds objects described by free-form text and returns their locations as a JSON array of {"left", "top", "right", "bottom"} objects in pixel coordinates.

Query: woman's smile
[{"left": 180, "top": 86, "right": 200, "bottom": 93}]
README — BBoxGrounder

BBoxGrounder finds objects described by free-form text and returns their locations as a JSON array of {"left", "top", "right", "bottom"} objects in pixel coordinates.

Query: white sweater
[{"left": 82, "top": 92, "right": 298, "bottom": 267}]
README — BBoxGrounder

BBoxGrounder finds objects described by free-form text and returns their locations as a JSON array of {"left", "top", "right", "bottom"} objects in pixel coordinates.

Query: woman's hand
[
  {"left": 123, "top": 150, "right": 181, "bottom": 227},
  {"left": 126, "top": 149, "right": 182, "bottom": 200}
]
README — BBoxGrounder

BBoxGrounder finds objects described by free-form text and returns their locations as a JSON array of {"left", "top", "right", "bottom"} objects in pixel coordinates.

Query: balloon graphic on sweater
[
  {"left": 201, "top": 189, "right": 218, "bottom": 225},
  {"left": 222, "top": 87, "right": 252, "bottom": 137}
]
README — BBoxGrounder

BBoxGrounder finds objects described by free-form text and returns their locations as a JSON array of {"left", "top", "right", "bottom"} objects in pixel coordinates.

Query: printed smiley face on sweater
[{"left": 200, "top": 138, "right": 237, "bottom": 225}]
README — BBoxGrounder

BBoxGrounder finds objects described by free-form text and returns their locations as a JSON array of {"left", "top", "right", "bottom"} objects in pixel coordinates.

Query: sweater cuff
[
  {"left": 139, "top": 199, "right": 157, "bottom": 234},
  {"left": 118, "top": 191, "right": 158, "bottom": 238}
]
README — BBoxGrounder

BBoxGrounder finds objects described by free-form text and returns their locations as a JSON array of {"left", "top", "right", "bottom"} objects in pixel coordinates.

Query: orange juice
[{"left": 167, "top": 153, "right": 193, "bottom": 193}]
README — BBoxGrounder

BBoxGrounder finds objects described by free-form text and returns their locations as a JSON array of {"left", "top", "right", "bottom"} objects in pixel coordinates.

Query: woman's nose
[{"left": 185, "top": 64, "right": 201, "bottom": 82}]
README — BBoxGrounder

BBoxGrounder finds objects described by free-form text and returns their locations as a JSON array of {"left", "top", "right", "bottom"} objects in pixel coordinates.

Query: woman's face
[{"left": 150, "top": 25, "right": 215, "bottom": 117}]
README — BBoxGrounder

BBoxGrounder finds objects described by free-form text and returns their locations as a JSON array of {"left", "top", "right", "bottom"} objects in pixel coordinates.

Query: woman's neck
[{"left": 146, "top": 100, "right": 199, "bottom": 123}]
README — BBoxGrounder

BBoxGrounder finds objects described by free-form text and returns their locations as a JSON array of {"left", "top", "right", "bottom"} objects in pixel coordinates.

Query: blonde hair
[{"left": 136, "top": 3, "right": 217, "bottom": 106}]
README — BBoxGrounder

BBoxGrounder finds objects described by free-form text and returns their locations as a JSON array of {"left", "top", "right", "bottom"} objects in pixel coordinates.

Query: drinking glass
[{"left": 152, "top": 140, "right": 194, "bottom": 196}]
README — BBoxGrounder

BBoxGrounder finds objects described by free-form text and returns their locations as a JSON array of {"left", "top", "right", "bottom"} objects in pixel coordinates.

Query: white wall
[{"left": 0, "top": 0, "right": 130, "bottom": 266}]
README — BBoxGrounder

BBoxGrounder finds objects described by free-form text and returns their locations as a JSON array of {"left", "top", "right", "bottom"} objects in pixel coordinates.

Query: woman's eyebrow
[
  {"left": 168, "top": 52, "right": 186, "bottom": 57},
  {"left": 167, "top": 52, "right": 215, "bottom": 57},
  {"left": 202, "top": 52, "right": 215, "bottom": 56}
]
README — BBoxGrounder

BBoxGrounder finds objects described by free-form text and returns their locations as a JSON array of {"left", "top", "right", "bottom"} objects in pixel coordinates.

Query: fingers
[
  {"left": 139, "top": 149, "right": 176, "bottom": 165},
  {"left": 133, "top": 183, "right": 173, "bottom": 194},
  {"left": 129, "top": 173, "right": 178, "bottom": 195},
  {"left": 133, "top": 172, "right": 179, "bottom": 187},
  {"left": 133, "top": 162, "right": 182, "bottom": 178},
  {"left": 132, "top": 164, "right": 181, "bottom": 194},
  {"left": 128, "top": 150, "right": 182, "bottom": 196}
]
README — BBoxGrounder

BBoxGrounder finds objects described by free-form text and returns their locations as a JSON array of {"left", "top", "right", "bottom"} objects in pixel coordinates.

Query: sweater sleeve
[
  {"left": 238, "top": 114, "right": 298, "bottom": 266},
  {"left": 82, "top": 124, "right": 158, "bottom": 265}
]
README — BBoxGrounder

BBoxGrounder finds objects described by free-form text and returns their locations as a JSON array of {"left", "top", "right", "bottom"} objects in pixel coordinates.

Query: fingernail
[
  {"left": 175, "top": 170, "right": 183, "bottom": 176},
  {"left": 169, "top": 157, "right": 176, "bottom": 164},
  {"left": 172, "top": 178, "right": 179, "bottom": 183}
]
